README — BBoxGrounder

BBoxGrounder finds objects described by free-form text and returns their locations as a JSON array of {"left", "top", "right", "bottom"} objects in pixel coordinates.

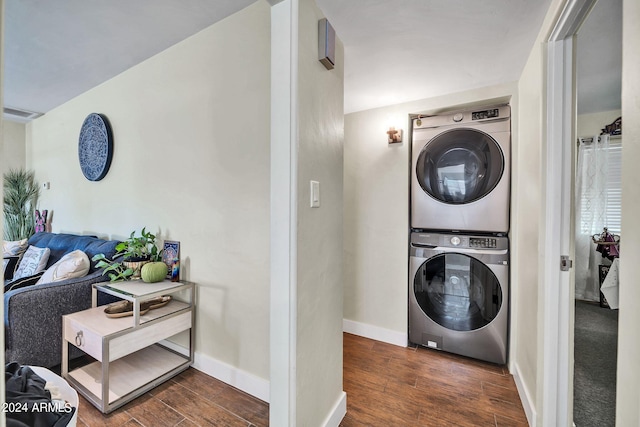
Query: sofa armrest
[{"left": 4, "top": 269, "right": 113, "bottom": 367}]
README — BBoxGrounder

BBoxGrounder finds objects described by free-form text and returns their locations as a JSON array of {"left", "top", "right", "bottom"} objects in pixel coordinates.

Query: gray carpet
[{"left": 574, "top": 300, "right": 618, "bottom": 427}]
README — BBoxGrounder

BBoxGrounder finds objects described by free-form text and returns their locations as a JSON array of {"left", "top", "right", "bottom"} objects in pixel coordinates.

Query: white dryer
[{"left": 411, "top": 105, "right": 511, "bottom": 233}]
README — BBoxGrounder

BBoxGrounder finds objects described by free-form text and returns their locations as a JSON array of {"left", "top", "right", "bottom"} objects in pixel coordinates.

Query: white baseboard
[
  {"left": 343, "top": 319, "right": 407, "bottom": 347},
  {"left": 190, "top": 349, "right": 270, "bottom": 403},
  {"left": 513, "top": 362, "right": 536, "bottom": 426},
  {"left": 322, "top": 391, "right": 347, "bottom": 427}
]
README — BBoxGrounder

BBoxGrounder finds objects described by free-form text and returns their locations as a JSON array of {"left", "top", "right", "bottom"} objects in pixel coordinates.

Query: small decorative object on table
[
  {"left": 162, "top": 240, "right": 180, "bottom": 279},
  {"left": 171, "top": 260, "right": 180, "bottom": 282},
  {"left": 34, "top": 209, "right": 48, "bottom": 233},
  {"left": 104, "top": 295, "right": 172, "bottom": 318},
  {"left": 141, "top": 262, "right": 168, "bottom": 283}
]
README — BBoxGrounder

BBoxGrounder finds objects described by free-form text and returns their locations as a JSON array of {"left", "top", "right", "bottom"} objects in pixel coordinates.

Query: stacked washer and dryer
[{"left": 409, "top": 105, "right": 511, "bottom": 364}]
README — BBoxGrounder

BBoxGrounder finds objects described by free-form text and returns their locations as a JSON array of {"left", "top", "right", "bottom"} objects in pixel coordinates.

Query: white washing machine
[
  {"left": 409, "top": 231, "right": 509, "bottom": 364},
  {"left": 411, "top": 105, "right": 511, "bottom": 233}
]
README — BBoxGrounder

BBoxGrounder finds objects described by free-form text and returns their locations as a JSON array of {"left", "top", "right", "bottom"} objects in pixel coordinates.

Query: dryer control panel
[
  {"left": 469, "top": 237, "right": 497, "bottom": 248},
  {"left": 472, "top": 108, "right": 500, "bottom": 120}
]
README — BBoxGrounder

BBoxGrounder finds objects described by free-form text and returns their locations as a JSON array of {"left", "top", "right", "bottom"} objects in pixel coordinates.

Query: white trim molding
[
  {"left": 321, "top": 391, "right": 347, "bottom": 427},
  {"left": 513, "top": 362, "right": 537, "bottom": 427},
  {"left": 270, "top": 0, "right": 299, "bottom": 425},
  {"left": 343, "top": 319, "right": 408, "bottom": 348},
  {"left": 191, "top": 350, "right": 270, "bottom": 403}
]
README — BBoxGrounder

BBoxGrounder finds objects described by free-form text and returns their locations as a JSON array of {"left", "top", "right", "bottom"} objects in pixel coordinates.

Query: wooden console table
[{"left": 61, "top": 280, "right": 195, "bottom": 413}]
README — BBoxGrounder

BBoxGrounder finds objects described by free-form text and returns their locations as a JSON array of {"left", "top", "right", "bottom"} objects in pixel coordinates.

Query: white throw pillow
[
  {"left": 36, "top": 250, "right": 90, "bottom": 285},
  {"left": 13, "top": 246, "right": 51, "bottom": 280},
  {"left": 3, "top": 239, "right": 28, "bottom": 257}
]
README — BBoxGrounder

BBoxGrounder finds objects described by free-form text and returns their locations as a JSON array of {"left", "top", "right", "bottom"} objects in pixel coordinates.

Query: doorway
[
  {"left": 572, "top": 0, "right": 622, "bottom": 424},
  {"left": 542, "top": 0, "right": 622, "bottom": 425}
]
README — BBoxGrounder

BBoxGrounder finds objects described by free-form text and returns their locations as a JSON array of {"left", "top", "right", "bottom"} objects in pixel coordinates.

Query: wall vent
[{"left": 3, "top": 106, "right": 44, "bottom": 122}]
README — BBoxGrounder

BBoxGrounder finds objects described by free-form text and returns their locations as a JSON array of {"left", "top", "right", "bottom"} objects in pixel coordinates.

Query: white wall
[
  {"left": 2, "top": 120, "right": 26, "bottom": 175},
  {"left": 26, "top": 1, "right": 272, "bottom": 396},
  {"left": 616, "top": 0, "right": 640, "bottom": 423},
  {"left": 513, "top": 27, "right": 545, "bottom": 426},
  {"left": 270, "top": 0, "right": 345, "bottom": 424},
  {"left": 295, "top": 1, "right": 345, "bottom": 425},
  {"left": 343, "top": 83, "right": 515, "bottom": 346},
  {"left": 513, "top": 2, "right": 568, "bottom": 424},
  {"left": 577, "top": 110, "right": 621, "bottom": 137}
]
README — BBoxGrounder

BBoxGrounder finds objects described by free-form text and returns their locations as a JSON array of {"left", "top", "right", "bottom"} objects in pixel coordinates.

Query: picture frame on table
[{"left": 162, "top": 241, "right": 180, "bottom": 280}]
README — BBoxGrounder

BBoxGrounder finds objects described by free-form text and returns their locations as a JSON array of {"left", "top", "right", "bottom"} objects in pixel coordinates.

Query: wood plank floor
[
  {"left": 74, "top": 333, "right": 527, "bottom": 426},
  {"left": 340, "top": 333, "right": 528, "bottom": 427},
  {"left": 75, "top": 368, "right": 269, "bottom": 427}
]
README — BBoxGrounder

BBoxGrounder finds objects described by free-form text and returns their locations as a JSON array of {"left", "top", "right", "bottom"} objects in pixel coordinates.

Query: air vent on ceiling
[{"left": 3, "top": 106, "right": 44, "bottom": 122}]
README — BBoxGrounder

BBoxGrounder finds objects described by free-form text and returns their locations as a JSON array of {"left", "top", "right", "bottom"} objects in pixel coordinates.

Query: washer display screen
[{"left": 413, "top": 253, "right": 502, "bottom": 331}]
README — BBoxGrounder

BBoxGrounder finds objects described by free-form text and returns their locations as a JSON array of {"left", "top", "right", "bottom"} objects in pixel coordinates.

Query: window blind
[
  {"left": 578, "top": 138, "right": 622, "bottom": 235},
  {"left": 605, "top": 139, "right": 622, "bottom": 234}
]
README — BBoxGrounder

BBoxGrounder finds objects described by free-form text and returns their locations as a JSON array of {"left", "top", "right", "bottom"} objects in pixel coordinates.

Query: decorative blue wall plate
[{"left": 78, "top": 113, "right": 113, "bottom": 181}]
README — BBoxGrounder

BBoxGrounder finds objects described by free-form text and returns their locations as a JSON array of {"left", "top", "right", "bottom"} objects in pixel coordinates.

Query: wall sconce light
[
  {"left": 387, "top": 127, "right": 403, "bottom": 144},
  {"left": 318, "top": 18, "right": 336, "bottom": 70}
]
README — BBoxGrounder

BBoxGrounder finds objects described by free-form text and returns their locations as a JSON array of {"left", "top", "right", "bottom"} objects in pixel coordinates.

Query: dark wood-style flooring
[
  {"left": 75, "top": 368, "right": 269, "bottom": 427},
  {"left": 340, "top": 333, "right": 528, "bottom": 426},
  {"left": 75, "top": 333, "right": 527, "bottom": 426}
]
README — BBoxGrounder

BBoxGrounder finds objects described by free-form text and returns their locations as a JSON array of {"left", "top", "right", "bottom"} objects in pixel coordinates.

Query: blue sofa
[{"left": 4, "top": 232, "right": 121, "bottom": 368}]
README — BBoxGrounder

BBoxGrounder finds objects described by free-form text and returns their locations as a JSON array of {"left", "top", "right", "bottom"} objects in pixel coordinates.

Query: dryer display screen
[
  {"left": 472, "top": 109, "right": 499, "bottom": 120},
  {"left": 469, "top": 238, "right": 497, "bottom": 248}
]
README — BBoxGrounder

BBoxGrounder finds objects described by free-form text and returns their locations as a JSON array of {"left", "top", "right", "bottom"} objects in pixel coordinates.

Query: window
[{"left": 577, "top": 137, "right": 622, "bottom": 235}]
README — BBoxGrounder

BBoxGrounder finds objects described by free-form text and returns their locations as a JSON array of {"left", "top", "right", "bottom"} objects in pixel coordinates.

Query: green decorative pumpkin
[{"left": 141, "top": 262, "right": 168, "bottom": 283}]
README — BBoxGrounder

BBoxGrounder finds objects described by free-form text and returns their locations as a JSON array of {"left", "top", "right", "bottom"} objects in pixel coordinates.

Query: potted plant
[
  {"left": 92, "top": 227, "right": 163, "bottom": 281},
  {"left": 116, "top": 228, "right": 162, "bottom": 279},
  {"left": 3, "top": 169, "right": 40, "bottom": 240}
]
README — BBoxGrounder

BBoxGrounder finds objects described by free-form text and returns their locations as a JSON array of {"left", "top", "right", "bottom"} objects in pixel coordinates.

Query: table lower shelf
[{"left": 67, "top": 344, "right": 189, "bottom": 406}]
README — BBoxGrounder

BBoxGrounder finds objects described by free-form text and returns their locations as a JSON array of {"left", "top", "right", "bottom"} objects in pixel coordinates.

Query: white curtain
[{"left": 575, "top": 134, "right": 610, "bottom": 301}]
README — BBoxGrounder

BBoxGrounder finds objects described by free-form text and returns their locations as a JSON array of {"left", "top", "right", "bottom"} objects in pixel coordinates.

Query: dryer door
[
  {"left": 413, "top": 252, "right": 502, "bottom": 331},
  {"left": 415, "top": 128, "right": 504, "bottom": 204}
]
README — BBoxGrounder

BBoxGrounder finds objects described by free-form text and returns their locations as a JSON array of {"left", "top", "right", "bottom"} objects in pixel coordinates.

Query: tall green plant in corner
[{"left": 3, "top": 169, "right": 40, "bottom": 240}]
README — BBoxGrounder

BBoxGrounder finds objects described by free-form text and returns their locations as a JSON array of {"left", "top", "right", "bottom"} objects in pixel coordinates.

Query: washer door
[
  {"left": 414, "top": 253, "right": 502, "bottom": 331},
  {"left": 415, "top": 128, "right": 504, "bottom": 204}
]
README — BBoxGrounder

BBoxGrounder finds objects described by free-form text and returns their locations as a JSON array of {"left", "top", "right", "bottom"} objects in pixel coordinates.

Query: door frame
[{"left": 542, "top": 0, "right": 597, "bottom": 425}]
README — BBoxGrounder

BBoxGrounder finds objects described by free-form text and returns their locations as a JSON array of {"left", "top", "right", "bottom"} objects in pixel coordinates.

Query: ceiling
[{"left": 3, "top": 0, "right": 621, "bottom": 121}]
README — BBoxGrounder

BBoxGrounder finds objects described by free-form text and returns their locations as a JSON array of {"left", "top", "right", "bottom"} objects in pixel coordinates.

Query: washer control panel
[{"left": 411, "top": 232, "right": 508, "bottom": 251}]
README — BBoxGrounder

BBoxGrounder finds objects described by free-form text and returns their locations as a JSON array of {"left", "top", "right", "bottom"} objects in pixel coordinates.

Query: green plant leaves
[
  {"left": 3, "top": 169, "right": 40, "bottom": 240},
  {"left": 115, "top": 227, "right": 162, "bottom": 262},
  {"left": 92, "top": 253, "right": 134, "bottom": 282},
  {"left": 92, "top": 228, "right": 163, "bottom": 281}
]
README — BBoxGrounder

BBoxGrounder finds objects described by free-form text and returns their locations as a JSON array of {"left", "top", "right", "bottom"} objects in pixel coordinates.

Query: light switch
[{"left": 310, "top": 180, "right": 320, "bottom": 208}]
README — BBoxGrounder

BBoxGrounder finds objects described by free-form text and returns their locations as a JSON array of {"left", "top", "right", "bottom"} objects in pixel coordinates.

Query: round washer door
[
  {"left": 413, "top": 253, "right": 502, "bottom": 331},
  {"left": 415, "top": 128, "right": 504, "bottom": 204}
]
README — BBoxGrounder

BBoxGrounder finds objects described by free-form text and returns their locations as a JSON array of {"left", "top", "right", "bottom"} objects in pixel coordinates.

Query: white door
[{"left": 543, "top": 0, "right": 598, "bottom": 425}]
